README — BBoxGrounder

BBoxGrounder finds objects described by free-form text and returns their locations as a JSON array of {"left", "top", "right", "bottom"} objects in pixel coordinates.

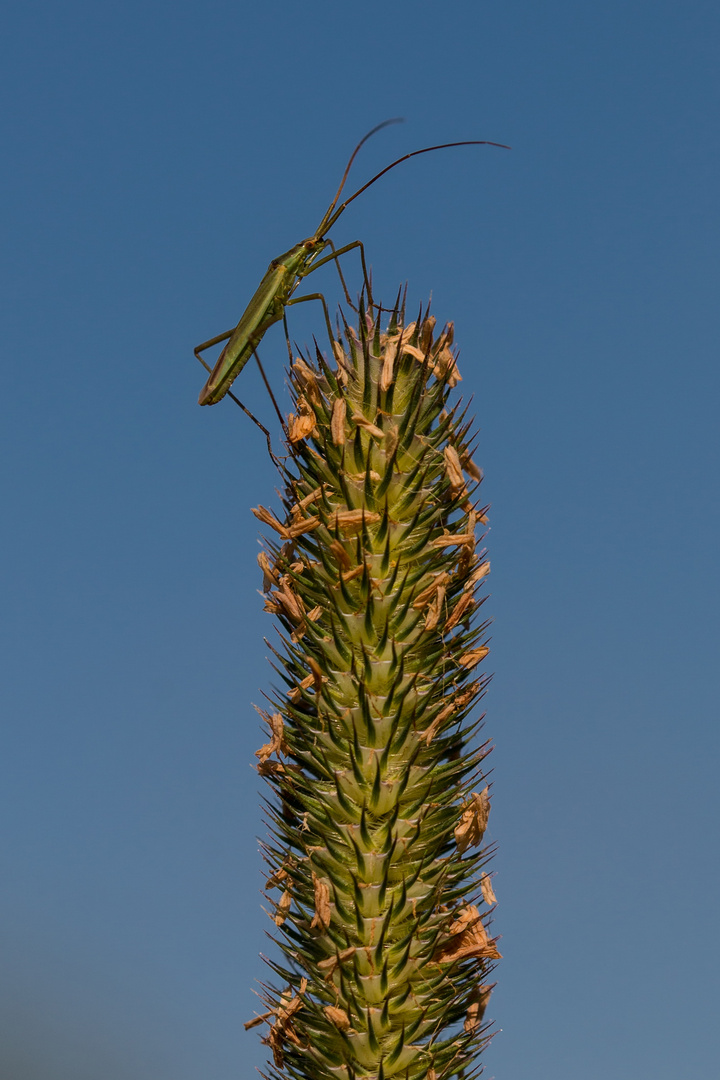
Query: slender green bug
[{"left": 195, "top": 122, "right": 509, "bottom": 406}]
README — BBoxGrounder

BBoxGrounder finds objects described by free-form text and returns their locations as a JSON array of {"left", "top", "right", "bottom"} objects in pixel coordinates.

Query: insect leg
[
  {"left": 310, "top": 240, "right": 373, "bottom": 309},
  {"left": 195, "top": 334, "right": 279, "bottom": 464},
  {"left": 281, "top": 311, "right": 295, "bottom": 366},
  {"left": 252, "top": 346, "right": 286, "bottom": 433},
  {"left": 321, "top": 240, "right": 359, "bottom": 312},
  {"left": 194, "top": 329, "right": 234, "bottom": 367},
  {"left": 228, "top": 387, "right": 279, "bottom": 465},
  {"left": 285, "top": 291, "right": 337, "bottom": 361}
]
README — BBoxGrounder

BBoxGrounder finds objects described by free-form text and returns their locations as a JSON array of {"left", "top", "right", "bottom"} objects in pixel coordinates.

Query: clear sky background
[{"left": 1, "top": 2, "right": 718, "bottom": 1078}]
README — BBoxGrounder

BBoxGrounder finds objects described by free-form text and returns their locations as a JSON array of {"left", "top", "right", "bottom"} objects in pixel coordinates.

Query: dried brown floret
[
  {"left": 351, "top": 412, "right": 384, "bottom": 440},
  {"left": 288, "top": 395, "right": 318, "bottom": 443},
  {"left": 464, "top": 984, "right": 493, "bottom": 1032},
  {"left": 265, "top": 980, "right": 308, "bottom": 1067},
  {"left": 459, "top": 645, "right": 490, "bottom": 669},
  {"left": 454, "top": 788, "right": 491, "bottom": 853},
  {"left": 444, "top": 445, "right": 466, "bottom": 493},
  {"left": 255, "top": 711, "right": 288, "bottom": 764},
  {"left": 310, "top": 873, "right": 331, "bottom": 930},
  {"left": 273, "top": 889, "right": 292, "bottom": 927},
  {"left": 413, "top": 572, "right": 451, "bottom": 609},
  {"left": 331, "top": 397, "right": 347, "bottom": 445},
  {"left": 257, "top": 550, "right": 280, "bottom": 591},
  {"left": 434, "top": 905, "right": 501, "bottom": 963},
  {"left": 461, "top": 451, "right": 483, "bottom": 483},
  {"left": 324, "top": 1006, "right": 353, "bottom": 1032},
  {"left": 444, "top": 591, "right": 475, "bottom": 632},
  {"left": 308, "top": 657, "right": 324, "bottom": 694},
  {"left": 332, "top": 508, "right": 381, "bottom": 534},
  {"left": 292, "top": 359, "right": 322, "bottom": 406},
  {"left": 465, "top": 560, "right": 491, "bottom": 589},
  {"left": 379, "top": 346, "right": 395, "bottom": 392},
  {"left": 285, "top": 515, "right": 320, "bottom": 539},
  {"left": 253, "top": 504, "right": 290, "bottom": 537},
  {"left": 287, "top": 672, "right": 315, "bottom": 702},
  {"left": 480, "top": 872, "right": 497, "bottom": 905},
  {"left": 328, "top": 539, "right": 351, "bottom": 571},
  {"left": 317, "top": 947, "right": 356, "bottom": 981}
]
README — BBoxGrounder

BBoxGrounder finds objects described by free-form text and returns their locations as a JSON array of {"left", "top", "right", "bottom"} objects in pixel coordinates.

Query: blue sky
[{"left": 1, "top": 1, "right": 718, "bottom": 1077}]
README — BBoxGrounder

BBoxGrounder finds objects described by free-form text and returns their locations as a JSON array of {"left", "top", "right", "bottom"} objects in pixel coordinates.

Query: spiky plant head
[{"left": 248, "top": 293, "right": 499, "bottom": 1080}]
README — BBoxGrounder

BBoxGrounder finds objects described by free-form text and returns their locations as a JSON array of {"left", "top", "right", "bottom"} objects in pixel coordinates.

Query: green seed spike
[
  {"left": 375, "top": 445, "right": 398, "bottom": 500},
  {"left": 370, "top": 757, "right": 383, "bottom": 813},
  {"left": 376, "top": 605, "right": 391, "bottom": 652},
  {"left": 332, "top": 888, "right": 354, "bottom": 928},
  {"left": 375, "top": 502, "right": 391, "bottom": 551},
  {"left": 378, "top": 960, "right": 389, "bottom": 1000},
  {"left": 250, "top": 297, "right": 498, "bottom": 1078},
  {"left": 337, "top": 570, "right": 356, "bottom": 611},
  {"left": 349, "top": 735, "right": 366, "bottom": 791},
  {"left": 357, "top": 682, "right": 373, "bottom": 735},
  {"left": 362, "top": 592, "right": 375, "bottom": 641},
  {"left": 336, "top": 466, "right": 354, "bottom": 509},
  {"left": 359, "top": 804, "right": 373, "bottom": 850},
  {"left": 350, "top": 874, "right": 366, "bottom": 928},
  {"left": 383, "top": 1023, "right": 407, "bottom": 1069},
  {"left": 392, "top": 607, "right": 423, "bottom": 644},
  {"left": 378, "top": 814, "right": 399, "bottom": 857},
  {"left": 334, "top": 772, "right": 355, "bottom": 817}
]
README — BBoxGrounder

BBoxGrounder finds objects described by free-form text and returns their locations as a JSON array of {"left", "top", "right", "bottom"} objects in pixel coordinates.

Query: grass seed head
[{"left": 250, "top": 297, "right": 498, "bottom": 1079}]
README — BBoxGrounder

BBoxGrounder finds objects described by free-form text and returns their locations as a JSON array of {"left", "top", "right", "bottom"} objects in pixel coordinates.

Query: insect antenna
[
  {"left": 317, "top": 118, "right": 405, "bottom": 235},
  {"left": 323, "top": 139, "right": 511, "bottom": 233}
]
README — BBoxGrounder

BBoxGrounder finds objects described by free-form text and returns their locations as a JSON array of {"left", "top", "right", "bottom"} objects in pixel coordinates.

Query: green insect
[{"left": 195, "top": 122, "right": 509, "bottom": 407}]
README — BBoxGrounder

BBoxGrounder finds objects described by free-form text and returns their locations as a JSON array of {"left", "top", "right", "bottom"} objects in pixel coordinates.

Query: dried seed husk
[
  {"left": 481, "top": 872, "right": 498, "bottom": 905},
  {"left": 455, "top": 788, "right": 492, "bottom": 853}
]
